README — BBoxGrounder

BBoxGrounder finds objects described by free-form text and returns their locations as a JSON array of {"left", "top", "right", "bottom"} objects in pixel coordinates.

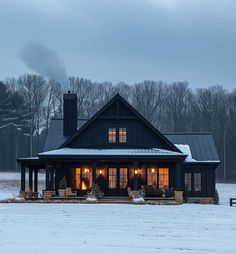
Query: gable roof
[
  {"left": 43, "top": 119, "right": 219, "bottom": 162},
  {"left": 164, "top": 133, "right": 220, "bottom": 162},
  {"left": 59, "top": 93, "right": 180, "bottom": 152}
]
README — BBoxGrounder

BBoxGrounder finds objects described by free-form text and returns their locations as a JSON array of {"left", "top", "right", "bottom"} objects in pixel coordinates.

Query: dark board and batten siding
[
  {"left": 68, "top": 118, "right": 173, "bottom": 150},
  {"left": 37, "top": 92, "right": 220, "bottom": 198},
  {"left": 67, "top": 96, "right": 177, "bottom": 151},
  {"left": 183, "top": 164, "right": 216, "bottom": 197}
]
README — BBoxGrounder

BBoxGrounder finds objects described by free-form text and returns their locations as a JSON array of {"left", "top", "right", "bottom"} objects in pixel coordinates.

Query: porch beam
[
  {"left": 92, "top": 161, "right": 97, "bottom": 183},
  {"left": 133, "top": 161, "right": 139, "bottom": 191},
  {"left": 29, "top": 168, "right": 33, "bottom": 192},
  {"left": 20, "top": 163, "right": 26, "bottom": 192},
  {"left": 50, "top": 168, "right": 55, "bottom": 190},
  {"left": 175, "top": 161, "right": 182, "bottom": 190},
  {"left": 34, "top": 169, "right": 38, "bottom": 193},
  {"left": 45, "top": 162, "right": 50, "bottom": 190}
]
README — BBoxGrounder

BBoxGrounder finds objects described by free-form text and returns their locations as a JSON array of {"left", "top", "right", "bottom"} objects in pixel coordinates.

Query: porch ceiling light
[
  {"left": 99, "top": 170, "right": 103, "bottom": 175},
  {"left": 134, "top": 169, "right": 138, "bottom": 175},
  {"left": 151, "top": 168, "right": 155, "bottom": 173}
]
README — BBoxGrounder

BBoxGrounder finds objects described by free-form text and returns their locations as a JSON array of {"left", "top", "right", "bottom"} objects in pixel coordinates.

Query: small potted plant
[{"left": 58, "top": 177, "right": 67, "bottom": 197}]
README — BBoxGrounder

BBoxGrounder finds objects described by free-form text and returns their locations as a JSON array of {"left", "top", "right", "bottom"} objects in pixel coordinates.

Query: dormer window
[
  {"left": 119, "top": 128, "right": 127, "bottom": 143},
  {"left": 108, "top": 128, "right": 116, "bottom": 143}
]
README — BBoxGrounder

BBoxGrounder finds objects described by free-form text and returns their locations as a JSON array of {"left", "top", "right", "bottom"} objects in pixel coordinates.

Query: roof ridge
[
  {"left": 51, "top": 117, "right": 89, "bottom": 120},
  {"left": 164, "top": 132, "right": 212, "bottom": 135}
]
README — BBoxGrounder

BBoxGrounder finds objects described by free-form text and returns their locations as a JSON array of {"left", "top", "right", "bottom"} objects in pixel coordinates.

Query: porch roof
[
  {"left": 17, "top": 157, "right": 45, "bottom": 167},
  {"left": 38, "top": 148, "right": 186, "bottom": 160}
]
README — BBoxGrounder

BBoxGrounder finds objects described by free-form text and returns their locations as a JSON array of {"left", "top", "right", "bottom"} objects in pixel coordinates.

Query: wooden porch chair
[
  {"left": 127, "top": 187, "right": 141, "bottom": 199},
  {"left": 65, "top": 187, "right": 77, "bottom": 197},
  {"left": 127, "top": 187, "right": 132, "bottom": 197}
]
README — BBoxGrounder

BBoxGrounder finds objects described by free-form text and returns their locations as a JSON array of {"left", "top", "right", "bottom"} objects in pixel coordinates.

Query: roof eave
[
  {"left": 38, "top": 154, "right": 187, "bottom": 160},
  {"left": 183, "top": 161, "right": 220, "bottom": 166}
]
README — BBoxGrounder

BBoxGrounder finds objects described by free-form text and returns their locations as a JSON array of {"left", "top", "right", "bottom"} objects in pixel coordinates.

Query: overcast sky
[{"left": 0, "top": 0, "right": 236, "bottom": 88}]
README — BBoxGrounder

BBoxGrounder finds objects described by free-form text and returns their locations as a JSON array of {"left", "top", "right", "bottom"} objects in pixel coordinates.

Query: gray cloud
[
  {"left": 19, "top": 42, "right": 68, "bottom": 87},
  {"left": 0, "top": 0, "right": 236, "bottom": 89}
]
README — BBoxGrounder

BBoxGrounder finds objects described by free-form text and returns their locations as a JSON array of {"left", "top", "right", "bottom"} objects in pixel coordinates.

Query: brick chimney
[{"left": 63, "top": 91, "right": 77, "bottom": 136}]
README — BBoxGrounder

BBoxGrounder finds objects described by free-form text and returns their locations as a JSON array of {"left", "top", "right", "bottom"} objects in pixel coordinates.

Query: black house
[{"left": 18, "top": 92, "right": 220, "bottom": 200}]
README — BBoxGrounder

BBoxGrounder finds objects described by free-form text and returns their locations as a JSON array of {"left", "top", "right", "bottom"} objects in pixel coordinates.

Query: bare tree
[
  {"left": 44, "top": 80, "right": 63, "bottom": 137},
  {"left": 69, "top": 77, "right": 94, "bottom": 117},
  {"left": 132, "top": 81, "right": 167, "bottom": 128},
  {"left": 17, "top": 74, "right": 48, "bottom": 154},
  {"left": 164, "top": 82, "right": 193, "bottom": 132}
]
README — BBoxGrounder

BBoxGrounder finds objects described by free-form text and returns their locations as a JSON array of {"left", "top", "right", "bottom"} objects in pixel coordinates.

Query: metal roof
[
  {"left": 43, "top": 118, "right": 87, "bottom": 152},
  {"left": 38, "top": 147, "right": 186, "bottom": 159},
  {"left": 164, "top": 133, "right": 220, "bottom": 162},
  {"left": 43, "top": 119, "right": 220, "bottom": 163}
]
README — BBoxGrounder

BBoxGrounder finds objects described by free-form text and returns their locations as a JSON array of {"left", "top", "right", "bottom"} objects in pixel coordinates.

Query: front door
[{"left": 107, "top": 167, "right": 128, "bottom": 196}]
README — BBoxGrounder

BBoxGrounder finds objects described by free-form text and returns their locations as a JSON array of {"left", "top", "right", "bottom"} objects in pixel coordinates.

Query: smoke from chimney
[{"left": 20, "top": 42, "right": 69, "bottom": 87}]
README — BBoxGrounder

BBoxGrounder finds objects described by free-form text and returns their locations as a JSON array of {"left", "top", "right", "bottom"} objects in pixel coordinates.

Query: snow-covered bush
[
  {"left": 131, "top": 197, "right": 145, "bottom": 204},
  {"left": 90, "top": 183, "right": 104, "bottom": 199}
]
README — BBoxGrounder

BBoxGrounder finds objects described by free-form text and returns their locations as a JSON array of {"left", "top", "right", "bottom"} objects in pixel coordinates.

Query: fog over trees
[{"left": 0, "top": 74, "right": 236, "bottom": 181}]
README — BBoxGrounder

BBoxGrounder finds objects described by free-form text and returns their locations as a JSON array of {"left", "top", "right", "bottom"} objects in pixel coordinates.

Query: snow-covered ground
[
  {"left": 0, "top": 172, "right": 236, "bottom": 254},
  {"left": 0, "top": 172, "right": 45, "bottom": 200}
]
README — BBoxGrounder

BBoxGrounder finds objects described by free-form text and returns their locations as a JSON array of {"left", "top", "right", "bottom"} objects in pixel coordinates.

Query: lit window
[
  {"left": 119, "top": 128, "right": 127, "bottom": 143},
  {"left": 120, "top": 168, "right": 128, "bottom": 189},
  {"left": 159, "top": 168, "right": 169, "bottom": 189},
  {"left": 82, "top": 168, "right": 92, "bottom": 190},
  {"left": 108, "top": 168, "right": 117, "bottom": 189},
  {"left": 185, "top": 173, "right": 192, "bottom": 191},
  {"left": 147, "top": 168, "right": 158, "bottom": 187},
  {"left": 108, "top": 128, "right": 116, "bottom": 143},
  {"left": 75, "top": 168, "right": 81, "bottom": 189},
  {"left": 194, "top": 173, "right": 201, "bottom": 192}
]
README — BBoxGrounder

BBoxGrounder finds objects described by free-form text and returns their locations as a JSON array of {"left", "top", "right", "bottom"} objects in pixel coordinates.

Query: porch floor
[{"left": 22, "top": 195, "right": 178, "bottom": 205}]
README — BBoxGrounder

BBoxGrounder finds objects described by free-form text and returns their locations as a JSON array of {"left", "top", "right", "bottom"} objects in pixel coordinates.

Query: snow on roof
[
  {"left": 175, "top": 144, "right": 220, "bottom": 163},
  {"left": 38, "top": 148, "right": 185, "bottom": 157},
  {"left": 175, "top": 144, "right": 195, "bottom": 162}
]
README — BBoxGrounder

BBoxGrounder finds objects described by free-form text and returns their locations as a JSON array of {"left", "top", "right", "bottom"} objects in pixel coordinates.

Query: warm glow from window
[
  {"left": 159, "top": 168, "right": 169, "bottom": 188},
  {"left": 108, "top": 128, "right": 116, "bottom": 143},
  {"left": 82, "top": 168, "right": 92, "bottom": 190},
  {"left": 120, "top": 168, "right": 128, "bottom": 189},
  {"left": 119, "top": 128, "right": 127, "bottom": 143},
  {"left": 108, "top": 168, "right": 117, "bottom": 189},
  {"left": 82, "top": 181, "right": 87, "bottom": 190},
  {"left": 147, "top": 168, "right": 158, "bottom": 187},
  {"left": 75, "top": 168, "right": 81, "bottom": 189}
]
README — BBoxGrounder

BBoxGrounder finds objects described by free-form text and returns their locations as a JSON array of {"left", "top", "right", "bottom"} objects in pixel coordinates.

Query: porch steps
[{"left": 99, "top": 196, "right": 131, "bottom": 204}]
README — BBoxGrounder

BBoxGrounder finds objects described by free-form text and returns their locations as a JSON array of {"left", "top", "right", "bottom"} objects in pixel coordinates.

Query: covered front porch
[{"left": 18, "top": 148, "right": 186, "bottom": 199}]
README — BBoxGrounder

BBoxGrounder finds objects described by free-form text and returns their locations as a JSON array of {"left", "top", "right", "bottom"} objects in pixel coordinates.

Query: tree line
[{"left": 0, "top": 74, "right": 236, "bottom": 181}]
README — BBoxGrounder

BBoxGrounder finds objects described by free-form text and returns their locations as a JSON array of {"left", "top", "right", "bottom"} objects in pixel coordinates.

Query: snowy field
[{"left": 0, "top": 172, "right": 236, "bottom": 254}]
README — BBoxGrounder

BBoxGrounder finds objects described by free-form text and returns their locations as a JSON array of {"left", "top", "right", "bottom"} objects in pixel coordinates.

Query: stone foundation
[
  {"left": 175, "top": 191, "right": 183, "bottom": 204},
  {"left": 187, "top": 197, "right": 215, "bottom": 204}
]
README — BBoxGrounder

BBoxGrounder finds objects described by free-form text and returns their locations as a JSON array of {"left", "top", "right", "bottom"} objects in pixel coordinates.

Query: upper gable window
[
  {"left": 108, "top": 128, "right": 116, "bottom": 143},
  {"left": 119, "top": 128, "right": 127, "bottom": 143}
]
